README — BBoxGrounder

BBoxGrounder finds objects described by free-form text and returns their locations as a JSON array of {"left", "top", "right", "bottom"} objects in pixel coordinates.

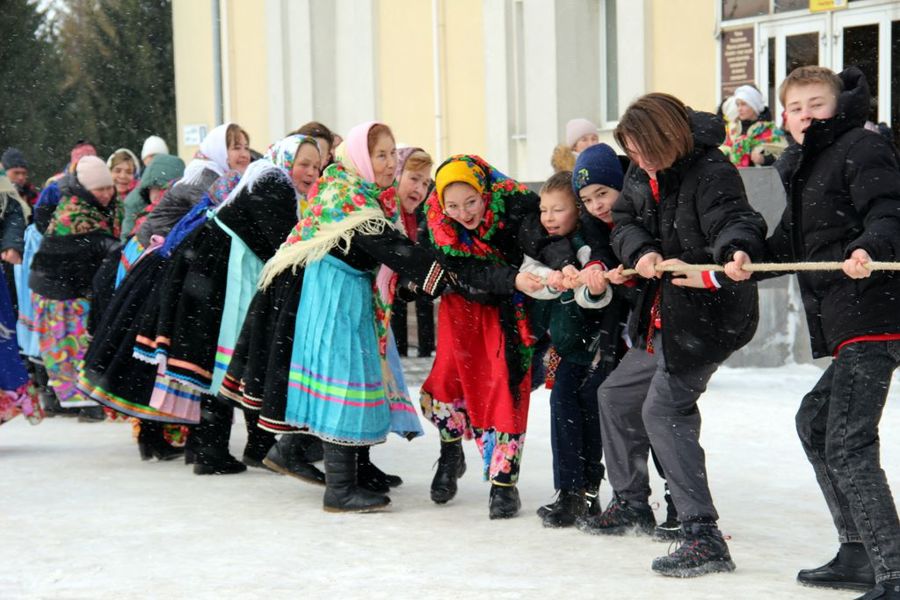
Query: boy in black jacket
[{"left": 728, "top": 66, "right": 900, "bottom": 599}]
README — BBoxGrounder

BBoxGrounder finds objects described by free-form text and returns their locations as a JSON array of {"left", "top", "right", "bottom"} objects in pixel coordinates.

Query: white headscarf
[
  {"left": 181, "top": 123, "right": 233, "bottom": 185},
  {"left": 734, "top": 86, "right": 765, "bottom": 117}
]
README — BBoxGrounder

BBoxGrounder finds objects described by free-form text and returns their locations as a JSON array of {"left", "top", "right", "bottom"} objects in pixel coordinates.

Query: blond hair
[{"left": 778, "top": 65, "right": 843, "bottom": 107}]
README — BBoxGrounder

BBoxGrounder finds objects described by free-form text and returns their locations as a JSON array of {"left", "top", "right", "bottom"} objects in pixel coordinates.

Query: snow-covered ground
[{"left": 3, "top": 364, "right": 899, "bottom": 599}]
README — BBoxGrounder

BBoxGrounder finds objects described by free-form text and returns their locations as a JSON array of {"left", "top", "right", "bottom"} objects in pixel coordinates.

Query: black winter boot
[
  {"left": 322, "top": 442, "right": 390, "bottom": 513},
  {"left": 489, "top": 484, "right": 521, "bottom": 519},
  {"left": 537, "top": 492, "right": 563, "bottom": 519},
  {"left": 241, "top": 409, "right": 276, "bottom": 468},
  {"left": 542, "top": 489, "right": 586, "bottom": 528},
  {"left": 798, "top": 542, "right": 875, "bottom": 592},
  {"left": 855, "top": 579, "right": 900, "bottom": 600},
  {"left": 431, "top": 439, "right": 467, "bottom": 504},
  {"left": 651, "top": 520, "right": 736, "bottom": 578},
  {"left": 576, "top": 494, "right": 656, "bottom": 536},
  {"left": 653, "top": 488, "right": 683, "bottom": 541},
  {"left": 357, "top": 446, "right": 402, "bottom": 493},
  {"left": 263, "top": 435, "right": 325, "bottom": 485},
  {"left": 585, "top": 482, "right": 602, "bottom": 517},
  {"left": 137, "top": 420, "right": 185, "bottom": 461},
  {"left": 193, "top": 396, "right": 246, "bottom": 475},
  {"left": 77, "top": 405, "right": 106, "bottom": 422}
]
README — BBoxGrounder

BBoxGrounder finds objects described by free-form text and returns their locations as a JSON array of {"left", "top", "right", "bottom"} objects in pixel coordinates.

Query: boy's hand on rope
[
  {"left": 561, "top": 265, "right": 581, "bottom": 289},
  {"left": 545, "top": 270, "right": 566, "bottom": 290},
  {"left": 843, "top": 248, "right": 872, "bottom": 279},
  {"left": 606, "top": 264, "right": 634, "bottom": 285},
  {"left": 659, "top": 258, "right": 707, "bottom": 289},
  {"left": 582, "top": 268, "right": 609, "bottom": 295},
  {"left": 635, "top": 251, "right": 663, "bottom": 279},
  {"left": 725, "top": 250, "right": 752, "bottom": 281},
  {"left": 516, "top": 272, "right": 544, "bottom": 293}
]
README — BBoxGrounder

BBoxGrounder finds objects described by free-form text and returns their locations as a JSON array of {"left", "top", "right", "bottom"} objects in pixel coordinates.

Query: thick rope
[{"left": 617, "top": 261, "right": 900, "bottom": 277}]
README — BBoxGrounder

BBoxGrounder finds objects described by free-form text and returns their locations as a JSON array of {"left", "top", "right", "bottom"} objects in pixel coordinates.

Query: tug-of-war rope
[{"left": 617, "top": 261, "right": 900, "bottom": 277}]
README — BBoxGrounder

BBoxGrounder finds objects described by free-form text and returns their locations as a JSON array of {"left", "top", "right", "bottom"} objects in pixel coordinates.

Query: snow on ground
[{"left": 3, "top": 364, "right": 899, "bottom": 599}]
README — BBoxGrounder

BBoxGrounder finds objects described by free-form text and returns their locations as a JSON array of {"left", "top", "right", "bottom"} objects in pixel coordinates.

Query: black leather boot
[
  {"left": 798, "top": 543, "right": 875, "bottom": 592},
  {"left": 322, "top": 442, "right": 390, "bottom": 513},
  {"left": 193, "top": 396, "right": 246, "bottom": 475},
  {"left": 137, "top": 420, "right": 185, "bottom": 461},
  {"left": 430, "top": 439, "right": 466, "bottom": 504},
  {"left": 489, "top": 484, "right": 521, "bottom": 520},
  {"left": 542, "top": 489, "right": 586, "bottom": 528},
  {"left": 77, "top": 405, "right": 106, "bottom": 422},
  {"left": 357, "top": 446, "right": 402, "bottom": 493},
  {"left": 263, "top": 435, "right": 325, "bottom": 485},
  {"left": 241, "top": 409, "right": 276, "bottom": 468}
]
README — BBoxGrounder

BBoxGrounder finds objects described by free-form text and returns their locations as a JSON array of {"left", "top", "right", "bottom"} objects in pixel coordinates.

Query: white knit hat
[
  {"left": 141, "top": 135, "right": 169, "bottom": 161},
  {"left": 76, "top": 156, "right": 114, "bottom": 190},
  {"left": 565, "top": 118, "right": 599, "bottom": 148},
  {"left": 733, "top": 86, "right": 765, "bottom": 116}
]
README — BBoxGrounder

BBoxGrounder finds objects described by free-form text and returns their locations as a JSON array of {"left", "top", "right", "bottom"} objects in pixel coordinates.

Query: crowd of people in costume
[{"left": 2, "top": 65, "right": 900, "bottom": 598}]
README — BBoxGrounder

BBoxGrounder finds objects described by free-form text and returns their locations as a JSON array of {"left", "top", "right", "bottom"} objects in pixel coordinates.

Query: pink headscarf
[{"left": 336, "top": 121, "right": 379, "bottom": 183}]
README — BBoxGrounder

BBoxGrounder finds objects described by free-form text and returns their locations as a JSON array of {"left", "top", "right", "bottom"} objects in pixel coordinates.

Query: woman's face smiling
[{"left": 442, "top": 182, "right": 486, "bottom": 230}]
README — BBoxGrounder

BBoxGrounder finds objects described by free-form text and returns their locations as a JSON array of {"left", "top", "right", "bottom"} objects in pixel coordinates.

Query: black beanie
[{"left": 1, "top": 147, "right": 27, "bottom": 170}]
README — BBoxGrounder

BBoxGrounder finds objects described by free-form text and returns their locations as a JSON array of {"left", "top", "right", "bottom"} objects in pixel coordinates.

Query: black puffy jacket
[
  {"left": 766, "top": 67, "right": 900, "bottom": 357},
  {"left": 611, "top": 110, "right": 767, "bottom": 372}
]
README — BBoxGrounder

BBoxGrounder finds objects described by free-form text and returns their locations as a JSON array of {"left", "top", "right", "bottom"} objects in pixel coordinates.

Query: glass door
[
  {"left": 758, "top": 17, "right": 827, "bottom": 124},
  {"left": 832, "top": 5, "right": 900, "bottom": 146}
]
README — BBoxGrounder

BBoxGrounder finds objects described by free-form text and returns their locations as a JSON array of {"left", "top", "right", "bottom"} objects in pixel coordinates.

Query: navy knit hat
[
  {"left": 572, "top": 143, "right": 623, "bottom": 194},
  {"left": 1, "top": 147, "right": 27, "bottom": 170}
]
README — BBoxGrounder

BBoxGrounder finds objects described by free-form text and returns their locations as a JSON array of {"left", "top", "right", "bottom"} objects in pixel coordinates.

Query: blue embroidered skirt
[{"left": 284, "top": 255, "right": 391, "bottom": 445}]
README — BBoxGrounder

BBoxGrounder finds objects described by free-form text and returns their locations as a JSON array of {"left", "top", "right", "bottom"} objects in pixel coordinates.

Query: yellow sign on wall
[{"left": 809, "top": 0, "right": 849, "bottom": 12}]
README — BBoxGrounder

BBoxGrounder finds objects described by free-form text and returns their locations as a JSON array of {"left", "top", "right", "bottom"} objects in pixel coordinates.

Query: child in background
[{"left": 519, "top": 169, "right": 614, "bottom": 527}]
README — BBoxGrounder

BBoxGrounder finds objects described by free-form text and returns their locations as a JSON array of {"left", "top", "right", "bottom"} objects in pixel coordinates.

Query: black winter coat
[
  {"left": 611, "top": 110, "right": 767, "bottom": 372},
  {"left": 765, "top": 67, "right": 900, "bottom": 357},
  {"left": 29, "top": 177, "right": 120, "bottom": 300}
]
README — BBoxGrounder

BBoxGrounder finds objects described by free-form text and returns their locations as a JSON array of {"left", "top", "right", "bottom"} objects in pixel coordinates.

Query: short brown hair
[
  {"left": 293, "top": 121, "right": 335, "bottom": 146},
  {"left": 614, "top": 93, "right": 693, "bottom": 170},
  {"left": 402, "top": 149, "right": 433, "bottom": 174},
  {"left": 540, "top": 170, "right": 577, "bottom": 205},
  {"left": 367, "top": 123, "right": 394, "bottom": 155},
  {"left": 778, "top": 65, "right": 843, "bottom": 107},
  {"left": 226, "top": 123, "right": 249, "bottom": 149}
]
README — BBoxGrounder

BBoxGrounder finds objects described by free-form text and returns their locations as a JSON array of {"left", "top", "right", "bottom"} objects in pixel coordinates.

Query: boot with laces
[
  {"left": 576, "top": 494, "right": 656, "bottom": 536},
  {"left": 542, "top": 489, "right": 587, "bottom": 528},
  {"left": 653, "top": 490, "right": 683, "bottom": 542},
  {"left": 651, "top": 520, "right": 736, "bottom": 578}
]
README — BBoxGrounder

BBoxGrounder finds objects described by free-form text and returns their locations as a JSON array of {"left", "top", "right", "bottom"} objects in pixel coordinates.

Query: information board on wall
[{"left": 721, "top": 27, "right": 756, "bottom": 99}]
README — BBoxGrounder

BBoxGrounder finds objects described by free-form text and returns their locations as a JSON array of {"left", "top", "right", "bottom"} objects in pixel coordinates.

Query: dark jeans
[
  {"left": 550, "top": 358, "right": 605, "bottom": 491},
  {"left": 598, "top": 334, "right": 719, "bottom": 521},
  {"left": 796, "top": 340, "right": 900, "bottom": 583},
  {"left": 391, "top": 296, "right": 435, "bottom": 356}
]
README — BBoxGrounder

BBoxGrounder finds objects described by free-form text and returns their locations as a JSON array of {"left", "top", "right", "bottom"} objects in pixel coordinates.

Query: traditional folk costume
[
  {"left": 225, "top": 122, "right": 445, "bottom": 511},
  {"left": 0, "top": 171, "right": 41, "bottom": 425},
  {"left": 29, "top": 162, "right": 123, "bottom": 410},
  {"left": 420, "top": 155, "right": 543, "bottom": 518}
]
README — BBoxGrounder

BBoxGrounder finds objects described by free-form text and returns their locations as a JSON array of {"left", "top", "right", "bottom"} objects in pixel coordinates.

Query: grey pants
[
  {"left": 796, "top": 340, "right": 900, "bottom": 583},
  {"left": 598, "top": 334, "right": 720, "bottom": 522}
]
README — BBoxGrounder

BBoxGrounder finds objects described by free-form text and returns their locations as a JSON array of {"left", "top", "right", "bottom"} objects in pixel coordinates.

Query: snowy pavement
[{"left": 3, "top": 364, "right": 899, "bottom": 599}]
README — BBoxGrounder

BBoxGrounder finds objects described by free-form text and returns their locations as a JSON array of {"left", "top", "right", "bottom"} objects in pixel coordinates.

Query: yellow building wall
[
  {"left": 222, "top": 0, "right": 269, "bottom": 151},
  {"left": 376, "top": 0, "right": 486, "bottom": 167},
  {"left": 172, "top": 0, "right": 216, "bottom": 161},
  {"left": 647, "top": 0, "right": 718, "bottom": 112},
  {"left": 376, "top": 1, "right": 437, "bottom": 156},
  {"left": 441, "top": 0, "right": 486, "bottom": 159}
]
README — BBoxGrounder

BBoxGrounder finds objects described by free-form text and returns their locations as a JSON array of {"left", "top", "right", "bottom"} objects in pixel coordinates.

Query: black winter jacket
[
  {"left": 765, "top": 67, "right": 900, "bottom": 357},
  {"left": 29, "top": 177, "right": 120, "bottom": 300},
  {"left": 611, "top": 110, "right": 767, "bottom": 372}
]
